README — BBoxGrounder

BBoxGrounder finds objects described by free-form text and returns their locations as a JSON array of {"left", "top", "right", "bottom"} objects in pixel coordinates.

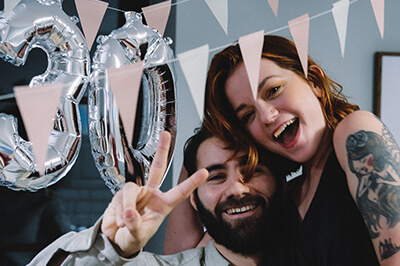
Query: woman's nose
[{"left": 256, "top": 99, "right": 278, "bottom": 125}]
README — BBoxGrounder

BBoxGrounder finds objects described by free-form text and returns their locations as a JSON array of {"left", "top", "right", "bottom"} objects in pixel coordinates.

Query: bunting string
[{"left": 0, "top": 0, "right": 367, "bottom": 101}]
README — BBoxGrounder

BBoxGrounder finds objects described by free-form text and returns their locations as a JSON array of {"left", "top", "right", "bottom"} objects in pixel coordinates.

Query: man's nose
[{"left": 224, "top": 173, "right": 250, "bottom": 197}]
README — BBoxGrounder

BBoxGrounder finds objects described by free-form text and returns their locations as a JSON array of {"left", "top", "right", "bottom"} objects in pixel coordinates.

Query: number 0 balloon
[
  {"left": 88, "top": 11, "right": 176, "bottom": 193},
  {"left": 0, "top": 0, "right": 90, "bottom": 191}
]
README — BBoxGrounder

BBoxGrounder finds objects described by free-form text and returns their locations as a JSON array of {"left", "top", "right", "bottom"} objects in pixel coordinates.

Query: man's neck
[{"left": 213, "top": 240, "right": 261, "bottom": 266}]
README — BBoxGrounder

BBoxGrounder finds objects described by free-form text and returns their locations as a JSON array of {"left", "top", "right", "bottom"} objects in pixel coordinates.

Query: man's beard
[{"left": 194, "top": 192, "right": 277, "bottom": 256}]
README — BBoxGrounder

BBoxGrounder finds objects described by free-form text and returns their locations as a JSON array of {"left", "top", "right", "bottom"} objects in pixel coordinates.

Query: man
[{"left": 28, "top": 130, "right": 286, "bottom": 265}]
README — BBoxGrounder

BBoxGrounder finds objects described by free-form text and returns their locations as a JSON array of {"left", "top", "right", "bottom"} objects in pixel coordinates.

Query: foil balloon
[
  {"left": 89, "top": 11, "right": 176, "bottom": 193},
  {"left": 0, "top": 0, "right": 90, "bottom": 191}
]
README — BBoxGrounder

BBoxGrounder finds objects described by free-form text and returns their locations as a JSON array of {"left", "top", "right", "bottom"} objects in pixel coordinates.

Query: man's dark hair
[{"left": 183, "top": 127, "right": 299, "bottom": 183}]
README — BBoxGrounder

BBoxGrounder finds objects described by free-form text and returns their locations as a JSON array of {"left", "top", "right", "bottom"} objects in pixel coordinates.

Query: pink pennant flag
[
  {"left": 370, "top": 0, "right": 384, "bottom": 39},
  {"left": 107, "top": 62, "right": 143, "bottom": 145},
  {"left": 332, "top": 0, "right": 350, "bottom": 57},
  {"left": 13, "top": 84, "right": 63, "bottom": 175},
  {"left": 205, "top": 0, "right": 228, "bottom": 35},
  {"left": 178, "top": 45, "right": 210, "bottom": 121},
  {"left": 289, "top": 14, "right": 310, "bottom": 78},
  {"left": 268, "top": 0, "right": 279, "bottom": 17},
  {"left": 239, "top": 30, "right": 265, "bottom": 100},
  {"left": 142, "top": 0, "right": 171, "bottom": 37},
  {"left": 74, "top": 0, "right": 108, "bottom": 51}
]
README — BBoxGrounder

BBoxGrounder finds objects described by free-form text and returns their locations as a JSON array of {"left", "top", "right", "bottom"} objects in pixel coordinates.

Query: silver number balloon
[
  {"left": 0, "top": 0, "right": 90, "bottom": 191},
  {"left": 89, "top": 11, "right": 176, "bottom": 193}
]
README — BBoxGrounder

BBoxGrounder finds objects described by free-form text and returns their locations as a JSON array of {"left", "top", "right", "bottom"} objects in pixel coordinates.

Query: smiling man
[{"left": 28, "top": 130, "right": 288, "bottom": 265}]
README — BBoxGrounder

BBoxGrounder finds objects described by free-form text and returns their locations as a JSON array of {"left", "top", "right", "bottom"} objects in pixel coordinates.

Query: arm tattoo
[{"left": 346, "top": 125, "right": 400, "bottom": 259}]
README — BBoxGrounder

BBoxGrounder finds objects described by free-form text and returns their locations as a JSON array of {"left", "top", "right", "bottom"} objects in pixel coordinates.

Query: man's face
[{"left": 190, "top": 137, "right": 277, "bottom": 255}]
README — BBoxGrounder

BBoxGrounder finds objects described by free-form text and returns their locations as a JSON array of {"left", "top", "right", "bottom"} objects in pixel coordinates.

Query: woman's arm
[
  {"left": 334, "top": 110, "right": 400, "bottom": 265},
  {"left": 163, "top": 165, "right": 209, "bottom": 255}
]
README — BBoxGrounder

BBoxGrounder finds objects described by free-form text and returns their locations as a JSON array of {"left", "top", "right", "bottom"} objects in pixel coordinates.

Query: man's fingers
[
  {"left": 165, "top": 168, "right": 208, "bottom": 208},
  {"left": 147, "top": 131, "right": 171, "bottom": 189}
]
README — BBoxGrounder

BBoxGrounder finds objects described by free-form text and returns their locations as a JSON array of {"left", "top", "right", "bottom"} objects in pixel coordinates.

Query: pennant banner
[
  {"left": 205, "top": 0, "right": 228, "bottom": 35},
  {"left": 142, "top": 0, "right": 171, "bottom": 36},
  {"left": 332, "top": 0, "right": 350, "bottom": 57},
  {"left": 13, "top": 84, "right": 63, "bottom": 175},
  {"left": 370, "top": 0, "right": 385, "bottom": 39},
  {"left": 74, "top": 0, "right": 108, "bottom": 51},
  {"left": 239, "top": 30, "right": 264, "bottom": 100},
  {"left": 268, "top": 0, "right": 279, "bottom": 17},
  {"left": 289, "top": 14, "right": 310, "bottom": 78},
  {"left": 178, "top": 44, "right": 210, "bottom": 121},
  {"left": 107, "top": 62, "right": 144, "bottom": 145}
]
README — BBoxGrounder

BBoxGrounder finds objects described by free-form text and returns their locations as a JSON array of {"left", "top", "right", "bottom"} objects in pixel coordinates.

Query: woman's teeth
[
  {"left": 226, "top": 205, "right": 255, "bottom": 214},
  {"left": 274, "top": 118, "right": 297, "bottom": 139}
]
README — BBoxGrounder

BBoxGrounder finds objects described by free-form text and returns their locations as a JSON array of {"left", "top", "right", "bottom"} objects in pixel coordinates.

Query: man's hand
[{"left": 101, "top": 131, "right": 208, "bottom": 257}]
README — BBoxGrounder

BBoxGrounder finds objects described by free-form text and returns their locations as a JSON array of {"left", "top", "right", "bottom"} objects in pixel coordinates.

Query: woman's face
[{"left": 225, "top": 58, "right": 326, "bottom": 163}]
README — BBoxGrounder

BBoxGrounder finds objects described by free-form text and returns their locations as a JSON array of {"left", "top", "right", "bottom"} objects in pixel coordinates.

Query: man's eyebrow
[{"left": 206, "top": 164, "right": 225, "bottom": 172}]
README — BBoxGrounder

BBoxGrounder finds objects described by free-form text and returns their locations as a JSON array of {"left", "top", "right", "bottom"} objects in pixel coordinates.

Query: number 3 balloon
[
  {"left": 88, "top": 11, "right": 176, "bottom": 193},
  {"left": 0, "top": 0, "right": 90, "bottom": 191}
]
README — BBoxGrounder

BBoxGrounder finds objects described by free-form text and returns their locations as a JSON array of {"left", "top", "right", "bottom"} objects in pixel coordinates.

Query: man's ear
[
  {"left": 309, "top": 65, "right": 323, "bottom": 97},
  {"left": 190, "top": 193, "right": 198, "bottom": 211}
]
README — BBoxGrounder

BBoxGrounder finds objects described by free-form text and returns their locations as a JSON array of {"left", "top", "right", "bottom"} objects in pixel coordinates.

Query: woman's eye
[
  {"left": 266, "top": 86, "right": 280, "bottom": 98},
  {"left": 241, "top": 111, "right": 255, "bottom": 124}
]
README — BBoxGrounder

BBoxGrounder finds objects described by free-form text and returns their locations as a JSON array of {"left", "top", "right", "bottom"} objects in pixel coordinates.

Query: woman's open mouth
[{"left": 273, "top": 118, "right": 299, "bottom": 146}]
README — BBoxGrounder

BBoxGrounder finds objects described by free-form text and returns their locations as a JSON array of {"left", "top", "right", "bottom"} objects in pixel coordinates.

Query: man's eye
[{"left": 208, "top": 174, "right": 225, "bottom": 182}]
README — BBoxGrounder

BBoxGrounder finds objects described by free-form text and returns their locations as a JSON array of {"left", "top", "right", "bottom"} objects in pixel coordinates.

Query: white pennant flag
[
  {"left": 332, "top": 0, "right": 350, "bottom": 57},
  {"left": 178, "top": 45, "right": 209, "bottom": 120},
  {"left": 205, "top": 0, "right": 228, "bottom": 35}
]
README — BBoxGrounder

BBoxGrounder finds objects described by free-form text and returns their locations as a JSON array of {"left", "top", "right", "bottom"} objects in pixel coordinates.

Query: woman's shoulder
[{"left": 334, "top": 110, "right": 381, "bottom": 138}]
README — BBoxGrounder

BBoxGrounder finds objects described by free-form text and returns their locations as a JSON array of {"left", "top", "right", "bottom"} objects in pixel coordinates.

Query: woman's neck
[{"left": 293, "top": 129, "right": 333, "bottom": 221}]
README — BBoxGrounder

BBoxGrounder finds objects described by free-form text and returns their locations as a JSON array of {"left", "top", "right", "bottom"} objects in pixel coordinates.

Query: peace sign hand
[{"left": 101, "top": 131, "right": 208, "bottom": 257}]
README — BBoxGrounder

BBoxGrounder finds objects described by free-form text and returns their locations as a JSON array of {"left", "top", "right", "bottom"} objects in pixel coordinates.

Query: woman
[{"left": 165, "top": 35, "right": 400, "bottom": 265}]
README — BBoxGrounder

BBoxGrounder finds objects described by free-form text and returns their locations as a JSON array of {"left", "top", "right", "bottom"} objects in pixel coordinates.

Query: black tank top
[{"left": 286, "top": 152, "right": 379, "bottom": 265}]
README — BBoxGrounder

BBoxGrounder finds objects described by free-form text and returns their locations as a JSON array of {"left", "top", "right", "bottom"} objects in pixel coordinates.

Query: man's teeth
[
  {"left": 274, "top": 118, "right": 297, "bottom": 138},
  {"left": 226, "top": 205, "right": 255, "bottom": 214}
]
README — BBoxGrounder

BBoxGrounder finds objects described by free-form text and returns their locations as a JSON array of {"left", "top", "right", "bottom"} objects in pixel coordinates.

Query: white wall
[{"left": 171, "top": 0, "right": 400, "bottom": 184}]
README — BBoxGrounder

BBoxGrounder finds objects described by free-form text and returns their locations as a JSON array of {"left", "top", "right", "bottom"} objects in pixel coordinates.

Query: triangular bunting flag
[
  {"left": 74, "top": 0, "right": 108, "bottom": 50},
  {"left": 4, "top": 0, "right": 20, "bottom": 16},
  {"left": 178, "top": 45, "right": 209, "bottom": 121},
  {"left": 332, "top": 0, "right": 350, "bottom": 57},
  {"left": 142, "top": 0, "right": 171, "bottom": 37},
  {"left": 13, "top": 84, "right": 63, "bottom": 175},
  {"left": 239, "top": 30, "right": 264, "bottom": 100},
  {"left": 107, "top": 62, "right": 143, "bottom": 145},
  {"left": 370, "top": 0, "right": 384, "bottom": 39},
  {"left": 205, "top": 0, "right": 228, "bottom": 35},
  {"left": 289, "top": 14, "right": 310, "bottom": 78},
  {"left": 268, "top": 0, "right": 279, "bottom": 17}
]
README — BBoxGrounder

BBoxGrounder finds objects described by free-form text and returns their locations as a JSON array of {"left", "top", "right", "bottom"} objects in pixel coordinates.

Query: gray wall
[{"left": 171, "top": 0, "right": 400, "bottom": 183}]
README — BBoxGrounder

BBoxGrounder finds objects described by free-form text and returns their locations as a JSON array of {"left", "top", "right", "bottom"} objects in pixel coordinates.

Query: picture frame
[{"left": 374, "top": 52, "right": 400, "bottom": 143}]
